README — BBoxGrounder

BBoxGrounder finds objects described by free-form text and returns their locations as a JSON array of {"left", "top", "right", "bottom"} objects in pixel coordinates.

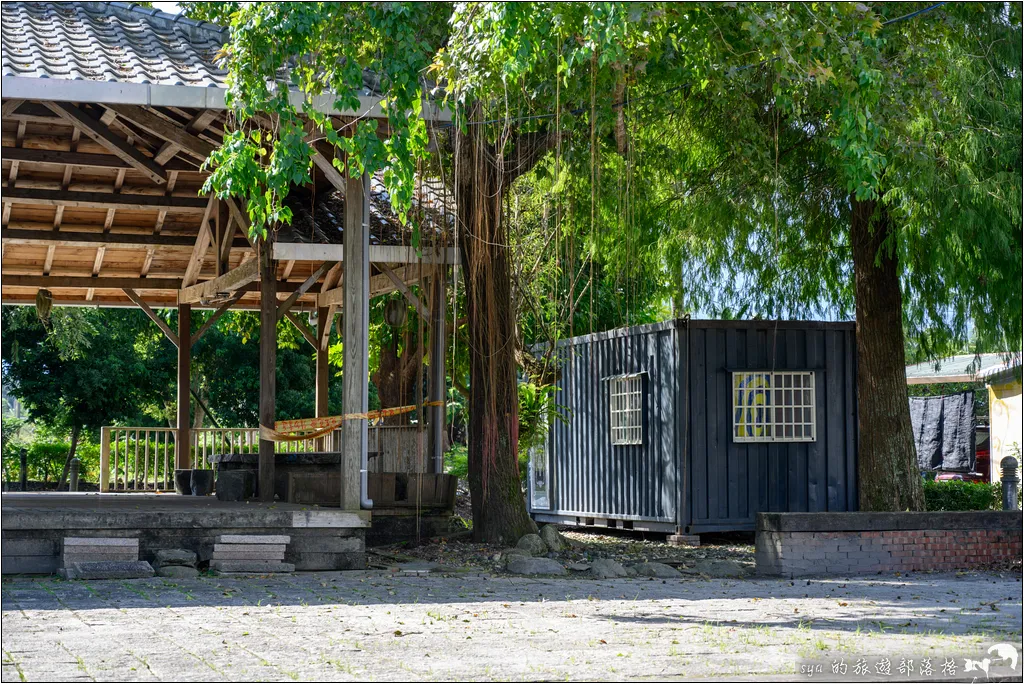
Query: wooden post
[
  {"left": 100, "top": 426, "right": 111, "bottom": 492},
  {"left": 429, "top": 269, "right": 447, "bottom": 473},
  {"left": 176, "top": 302, "right": 192, "bottom": 470},
  {"left": 315, "top": 306, "right": 330, "bottom": 418},
  {"left": 341, "top": 173, "right": 369, "bottom": 510},
  {"left": 258, "top": 239, "right": 277, "bottom": 502}
]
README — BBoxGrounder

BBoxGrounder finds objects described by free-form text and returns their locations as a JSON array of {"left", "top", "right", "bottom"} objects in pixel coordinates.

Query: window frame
[
  {"left": 608, "top": 372, "right": 645, "bottom": 446},
  {"left": 731, "top": 370, "right": 817, "bottom": 443}
]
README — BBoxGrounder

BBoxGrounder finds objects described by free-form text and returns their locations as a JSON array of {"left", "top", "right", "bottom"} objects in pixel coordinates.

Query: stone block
[
  {"left": 216, "top": 470, "right": 256, "bottom": 502},
  {"left": 63, "top": 552, "right": 139, "bottom": 566},
  {"left": 2, "top": 555, "right": 59, "bottom": 575},
  {"left": 215, "top": 534, "right": 290, "bottom": 545},
  {"left": 291, "top": 552, "right": 366, "bottom": 571},
  {"left": 154, "top": 549, "right": 197, "bottom": 567},
  {"left": 210, "top": 560, "right": 295, "bottom": 574},
  {"left": 212, "top": 544, "right": 286, "bottom": 560},
  {"left": 64, "top": 537, "right": 138, "bottom": 548},
  {"left": 3, "top": 539, "right": 57, "bottom": 556},
  {"left": 62, "top": 561, "right": 155, "bottom": 580},
  {"left": 63, "top": 546, "right": 140, "bottom": 558},
  {"left": 631, "top": 562, "right": 682, "bottom": 578},
  {"left": 505, "top": 557, "right": 566, "bottom": 576},
  {"left": 667, "top": 534, "right": 701, "bottom": 547}
]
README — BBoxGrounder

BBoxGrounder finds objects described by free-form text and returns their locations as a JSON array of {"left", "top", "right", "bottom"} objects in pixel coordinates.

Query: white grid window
[
  {"left": 609, "top": 373, "right": 644, "bottom": 446},
  {"left": 732, "top": 371, "right": 816, "bottom": 443}
]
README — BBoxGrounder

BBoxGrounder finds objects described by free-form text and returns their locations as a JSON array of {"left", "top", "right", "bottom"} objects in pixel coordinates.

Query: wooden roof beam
[
  {"left": 123, "top": 287, "right": 179, "bottom": 347},
  {"left": 3, "top": 187, "right": 209, "bottom": 212},
  {"left": 0, "top": 228, "right": 252, "bottom": 250},
  {"left": 104, "top": 104, "right": 217, "bottom": 162},
  {"left": 178, "top": 257, "right": 259, "bottom": 305},
  {"left": 43, "top": 102, "right": 167, "bottom": 185},
  {"left": 276, "top": 260, "right": 337, "bottom": 322},
  {"left": 0, "top": 146, "right": 197, "bottom": 172}
]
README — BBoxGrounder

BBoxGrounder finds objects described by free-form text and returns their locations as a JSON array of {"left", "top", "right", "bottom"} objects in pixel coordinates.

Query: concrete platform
[{"left": 1, "top": 493, "right": 369, "bottom": 574}]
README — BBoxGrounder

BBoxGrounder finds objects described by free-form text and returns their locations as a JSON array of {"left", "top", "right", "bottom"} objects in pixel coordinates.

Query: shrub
[
  {"left": 923, "top": 479, "right": 1001, "bottom": 511},
  {"left": 444, "top": 444, "right": 468, "bottom": 480}
]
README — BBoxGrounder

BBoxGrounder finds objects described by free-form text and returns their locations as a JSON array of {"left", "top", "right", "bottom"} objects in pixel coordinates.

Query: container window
[
  {"left": 732, "top": 371, "right": 816, "bottom": 442},
  {"left": 609, "top": 373, "right": 644, "bottom": 446}
]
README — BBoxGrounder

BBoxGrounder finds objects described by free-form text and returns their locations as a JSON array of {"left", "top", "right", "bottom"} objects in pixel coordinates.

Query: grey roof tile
[{"left": 2, "top": 1, "right": 228, "bottom": 88}]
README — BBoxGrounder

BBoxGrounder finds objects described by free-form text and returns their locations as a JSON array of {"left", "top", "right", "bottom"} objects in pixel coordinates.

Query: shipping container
[{"left": 528, "top": 318, "right": 859, "bottom": 534}]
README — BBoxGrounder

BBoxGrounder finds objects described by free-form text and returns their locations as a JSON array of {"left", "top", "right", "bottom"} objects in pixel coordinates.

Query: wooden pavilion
[{"left": 1, "top": 0, "right": 455, "bottom": 553}]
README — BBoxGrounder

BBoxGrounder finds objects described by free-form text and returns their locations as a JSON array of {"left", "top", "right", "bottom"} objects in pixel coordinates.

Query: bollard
[
  {"left": 1001, "top": 456, "right": 1019, "bottom": 511},
  {"left": 69, "top": 457, "right": 81, "bottom": 492},
  {"left": 19, "top": 447, "right": 28, "bottom": 492}
]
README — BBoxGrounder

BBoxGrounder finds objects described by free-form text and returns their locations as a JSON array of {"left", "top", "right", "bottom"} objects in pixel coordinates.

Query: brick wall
[{"left": 756, "top": 512, "right": 1023, "bottom": 577}]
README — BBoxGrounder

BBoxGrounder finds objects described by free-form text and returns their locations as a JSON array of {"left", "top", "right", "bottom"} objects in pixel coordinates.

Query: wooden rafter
[
  {"left": 104, "top": 104, "right": 216, "bottom": 161},
  {"left": 123, "top": 288, "right": 179, "bottom": 347},
  {"left": 181, "top": 196, "right": 217, "bottom": 287},
  {"left": 3, "top": 188, "right": 209, "bottom": 212},
  {"left": 0, "top": 146, "right": 195, "bottom": 172},
  {"left": 3, "top": 275, "right": 183, "bottom": 290},
  {"left": 284, "top": 310, "right": 319, "bottom": 349},
  {"left": 178, "top": 258, "right": 260, "bottom": 305},
  {"left": 43, "top": 102, "right": 167, "bottom": 184},
  {"left": 191, "top": 290, "right": 244, "bottom": 346},
  {"left": 0, "top": 229, "right": 252, "bottom": 250},
  {"left": 276, "top": 260, "right": 337, "bottom": 321},
  {"left": 379, "top": 263, "right": 430, "bottom": 319}
]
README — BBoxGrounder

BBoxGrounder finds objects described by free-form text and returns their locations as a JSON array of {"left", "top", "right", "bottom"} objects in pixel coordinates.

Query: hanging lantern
[
  {"left": 35, "top": 289, "right": 53, "bottom": 323},
  {"left": 384, "top": 298, "right": 408, "bottom": 328}
]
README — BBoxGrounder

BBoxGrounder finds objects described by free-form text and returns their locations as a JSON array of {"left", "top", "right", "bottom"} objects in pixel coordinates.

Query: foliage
[
  {"left": 923, "top": 479, "right": 1001, "bottom": 512},
  {"left": 1, "top": 436, "right": 101, "bottom": 485},
  {"left": 443, "top": 443, "right": 468, "bottom": 480}
]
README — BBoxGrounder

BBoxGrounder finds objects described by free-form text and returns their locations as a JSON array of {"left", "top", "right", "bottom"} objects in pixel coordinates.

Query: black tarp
[{"left": 909, "top": 391, "right": 976, "bottom": 472}]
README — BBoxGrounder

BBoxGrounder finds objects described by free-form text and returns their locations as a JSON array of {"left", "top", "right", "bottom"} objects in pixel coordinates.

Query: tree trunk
[
  {"left": 850, "top": 197, "right": 924, "bottom": 511},
  {"left": 55, "top": 424, "right": 81, "bottom": 491},
  {"left": 455, "top": 120, "right": 538, "bottom": 544}
]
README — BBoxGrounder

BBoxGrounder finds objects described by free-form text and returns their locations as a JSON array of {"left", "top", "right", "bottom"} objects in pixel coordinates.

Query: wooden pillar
[
  {"left": 176, "top": 302, "right": 192, "bottom": 470},
  {"left": 258, "top": 240, "right": 277, "bottom": 502},
  {"left": 341, "top": 173, "right": 369, "bottom": 510},
  {"left": 315, "top": 306, "right": 330, "bottom": 418},
  {"left": 429, "top": 269, "right": 446, "bottom": 473}
]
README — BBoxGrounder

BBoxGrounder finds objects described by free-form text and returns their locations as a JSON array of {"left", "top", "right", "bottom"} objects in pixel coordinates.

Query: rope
[{"left": 260, "top": 401, "right": 445, "bottom": 442}]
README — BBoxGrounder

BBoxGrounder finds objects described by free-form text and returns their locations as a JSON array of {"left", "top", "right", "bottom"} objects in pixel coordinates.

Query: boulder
[
  {"left": 693, "top": 559, "right": 746, "bottom": 577},
  {"left": 506, "top": 557, "right": 567, "bottom": 576},
  {"left": 515, "top": 533, "right": 549, "bottom": 557},
  {"left": 589, "top": 558, "right": 630, "bottom": 579},
  {"left": 154, "top": 549, "right": 197, "bottom": 568},
  {"left": 566, "top": 562, "right": 592, "bottom": 572},
  {"left": 538, "top": 525, "right": 567, "bottom": 552},
  {"left": 157, "top": 565, "right": 200, "bottom": 579},
  {"left": 631, "top": 562, "right": 682, "bottom": 578}
]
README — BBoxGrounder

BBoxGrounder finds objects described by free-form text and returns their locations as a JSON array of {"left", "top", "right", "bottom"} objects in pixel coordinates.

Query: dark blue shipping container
[{"left": 528, "top": 319, "right": 859, "bottom": 534}]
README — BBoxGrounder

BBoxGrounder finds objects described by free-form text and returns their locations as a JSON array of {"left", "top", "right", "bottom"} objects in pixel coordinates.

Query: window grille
[
  {"left": 609, "top": 373, "right": 644, "bottom": 446},
  {"left": 732, "top": 371, "right": 816, "bottom": 442}
]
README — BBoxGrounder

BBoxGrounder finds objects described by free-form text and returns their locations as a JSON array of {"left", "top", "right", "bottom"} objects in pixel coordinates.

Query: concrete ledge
[{"left": 757, "top": 511, "right": 1023, "bottom": 533}]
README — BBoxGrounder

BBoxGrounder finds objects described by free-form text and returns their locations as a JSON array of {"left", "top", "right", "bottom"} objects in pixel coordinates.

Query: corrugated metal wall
[
  {"left": 532, "top": 319, "right": 858, "bottom": 533},
  {"left": 683, "top": 321, "right": 858, "bottom": 533},
  {"left": 540, "top": 321, "right": 679, "bottom": 524}
]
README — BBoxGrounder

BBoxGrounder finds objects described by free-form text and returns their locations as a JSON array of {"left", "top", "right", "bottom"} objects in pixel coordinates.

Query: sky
[{"left": 150, "top": 2, "right": 182, "bottom": 15}]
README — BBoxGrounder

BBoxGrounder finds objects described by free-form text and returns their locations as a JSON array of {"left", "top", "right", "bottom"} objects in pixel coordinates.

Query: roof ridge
[{"left": 106, "top": 1, "right": 228, "bottom": 37}]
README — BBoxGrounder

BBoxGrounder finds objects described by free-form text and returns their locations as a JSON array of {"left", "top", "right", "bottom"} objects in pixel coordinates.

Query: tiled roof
[{"left": 1, "top": 2, "right": 229, "bottom": 87}]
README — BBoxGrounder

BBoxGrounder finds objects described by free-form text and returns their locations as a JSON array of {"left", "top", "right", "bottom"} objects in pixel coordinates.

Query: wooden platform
[{"left": 1, "top": 493, "right": 369, "bottom": 574}]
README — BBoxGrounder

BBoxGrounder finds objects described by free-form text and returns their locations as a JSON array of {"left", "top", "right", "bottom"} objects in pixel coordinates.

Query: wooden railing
[
  {"left": 100, "top": 424, "right": 429, "bottom": 492},
  {"left": 100, "top": 427, "right": 177, "bottom": 492}
]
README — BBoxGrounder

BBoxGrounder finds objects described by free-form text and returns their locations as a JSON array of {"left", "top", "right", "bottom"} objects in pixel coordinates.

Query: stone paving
[{"left": 1, "top": 570, "right": 1021, "bottom": 681}]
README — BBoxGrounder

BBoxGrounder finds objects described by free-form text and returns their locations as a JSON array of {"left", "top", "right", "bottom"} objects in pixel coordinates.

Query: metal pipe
[
  {"left": 1001, "top": 456, "right": 1019, "bottom": 511},
  {"left": 360, "top": 172, "right": 373, "bottom": 510}
]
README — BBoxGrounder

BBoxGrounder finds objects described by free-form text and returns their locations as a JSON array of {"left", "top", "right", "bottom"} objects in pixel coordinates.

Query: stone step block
[
  {"left": 63, "top": 546, "right": 140, "bottom": 558},
  {"left": 154, "top": 549, "right": 197, "bottom": 567},
  {"left": 64, "top": 537, "right": 138, "bottom": 548},
  {"left": 63, "top": 552, "right": 139, "bottom": 566},
  {"left": 215, "top": 534, "right": 290, "bottom": 545},
  {"left": 210, "top": 560, "right": 294, "bottom": 574},
  {"left": 62, "top": 560, "right": 155, "bottom": 580},
  {"left": 3, "top": 539, "right": 58, "bottom": 556},
  {"left": 212, "top": 544, "right": 285, "bottom": 560}
]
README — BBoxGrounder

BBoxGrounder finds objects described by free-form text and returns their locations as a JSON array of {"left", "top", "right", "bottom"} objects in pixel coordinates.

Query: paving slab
[
  {"left": 1, "top": 570, "right": 1019, "bottom": 681},
  {"left": 212, "top": 544, "right": 286, "bottom": 560},
  {"left": 63, "top": 537, "right": 138, "bottom": 547},
  {"left": 210, "top": 560, "right": 295, "bottom": 573}
]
